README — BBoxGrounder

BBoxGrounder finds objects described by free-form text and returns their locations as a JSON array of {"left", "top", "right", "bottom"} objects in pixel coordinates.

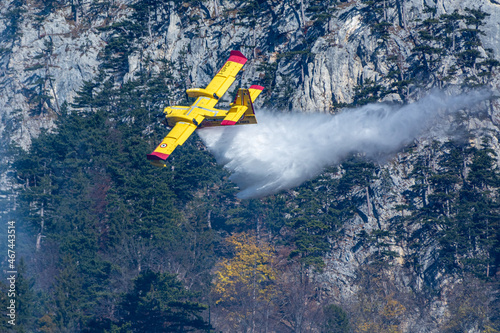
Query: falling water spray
[{"left": 198, "top": 90, "right": 491, "bottom": 199}]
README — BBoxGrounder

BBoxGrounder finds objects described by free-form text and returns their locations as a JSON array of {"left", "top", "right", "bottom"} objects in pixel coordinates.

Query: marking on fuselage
[{"left": 186, "top": 97, "right": 211, "bottom": 116}]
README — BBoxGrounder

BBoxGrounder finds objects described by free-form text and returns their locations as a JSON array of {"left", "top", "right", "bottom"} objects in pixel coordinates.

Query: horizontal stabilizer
[
  {"left": 248, "top": 85, "right": 264, "bottom": 103},
  {"left": 221, "top": 88, "right": 254, "bottom": 125},
  {"left": 222, "top": 105, "right": 247, "bottom": 125},
  {"left": 222, "top": 85, "right": 264, "bottom": 125}
]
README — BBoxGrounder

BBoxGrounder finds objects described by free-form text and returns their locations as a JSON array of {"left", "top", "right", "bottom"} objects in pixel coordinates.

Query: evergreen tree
[
  {"left": 323, "top": 304, "right": 350, "bottom": 333},
  {"left": 15, "top": 259, "right": 36, "bottom": 331},
  {"left": 118, "top": 271, "right": 210, "bottom": 332}
]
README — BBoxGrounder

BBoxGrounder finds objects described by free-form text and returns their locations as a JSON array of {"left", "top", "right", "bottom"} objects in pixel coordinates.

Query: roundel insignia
[{"left": 160, "top": 144, "right": 167, "bottom": 148}]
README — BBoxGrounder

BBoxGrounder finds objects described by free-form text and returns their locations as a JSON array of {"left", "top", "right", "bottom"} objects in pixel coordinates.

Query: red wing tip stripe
[
  {"left": 249, "top": 85, "right": 264, "bottom": 91},
  {"left": 221, "top": 120, "right": 237, "bottom": 126},
  {"left": 228, "top": 50, "right": 247, "bottom": 64},
  {"left": 147, "top": 152, "right": 169, "bottom": 161}
]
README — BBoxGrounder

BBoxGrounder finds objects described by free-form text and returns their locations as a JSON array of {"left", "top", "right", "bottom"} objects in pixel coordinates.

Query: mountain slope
[{"left": 1, "top": 0, "right": 499, "bottom": 332}]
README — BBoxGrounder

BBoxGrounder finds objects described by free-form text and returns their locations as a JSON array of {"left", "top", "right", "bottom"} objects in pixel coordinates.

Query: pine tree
[{"left": 118, "top": 271, "right": 210, "bottom": 332}]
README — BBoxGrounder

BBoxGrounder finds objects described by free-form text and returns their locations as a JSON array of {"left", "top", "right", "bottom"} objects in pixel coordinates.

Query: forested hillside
[{"left": 1, "top": 0, "right": 499, "bottom": 332}]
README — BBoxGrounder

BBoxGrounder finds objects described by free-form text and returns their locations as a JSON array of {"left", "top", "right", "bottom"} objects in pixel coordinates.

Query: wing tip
[
  {"left": 147, "top": 152, "right": 170, "bottom": 161},
  {"left": 228, "top": 50, "right": 247, "bottom": 65},
  {"left": 249, "top": 85, "right": 264, "bottom": 91},
  {"left": 221, "top": 120, "right": 237, "bottom": 126}
]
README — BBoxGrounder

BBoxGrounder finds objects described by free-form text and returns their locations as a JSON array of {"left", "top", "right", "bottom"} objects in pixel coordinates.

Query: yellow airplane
[{"left": 147, "top": 50, "right": 264, "bottom": 167}]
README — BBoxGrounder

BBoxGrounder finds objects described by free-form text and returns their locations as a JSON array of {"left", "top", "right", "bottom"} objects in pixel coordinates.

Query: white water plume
[{"left": 198, "top": 90, "right": 490, "bottom": 199}]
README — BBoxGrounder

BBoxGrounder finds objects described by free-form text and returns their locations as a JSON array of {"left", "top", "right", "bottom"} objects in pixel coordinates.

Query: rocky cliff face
[
  {"left": 1, "top": 0, "right": 499, "bottom": 331},
  {"left": 2, "top": 0, "right": 500, "bottom": 141}
]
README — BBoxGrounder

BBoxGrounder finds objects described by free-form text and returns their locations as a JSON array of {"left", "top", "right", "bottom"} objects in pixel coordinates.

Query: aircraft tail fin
[
  {"left": 221, "top": 85, "right": 264, "bottom": 125},
  {"left": 240, "top": 85, "right": 264, "bottom": 124}
]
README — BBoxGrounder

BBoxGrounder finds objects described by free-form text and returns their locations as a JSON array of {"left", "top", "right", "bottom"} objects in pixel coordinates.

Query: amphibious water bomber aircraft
[{"left": 147, "top": 50, "right": 264, "bottom": 167}]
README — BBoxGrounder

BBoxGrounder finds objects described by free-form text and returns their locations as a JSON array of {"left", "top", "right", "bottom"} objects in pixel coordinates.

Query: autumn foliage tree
[{"left": 212, "top": 232, "right": 277, "bottom": 332}]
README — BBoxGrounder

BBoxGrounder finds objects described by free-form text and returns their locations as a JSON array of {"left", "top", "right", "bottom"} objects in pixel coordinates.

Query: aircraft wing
[
  {"left": 146, "top": 122, "right": 198, "bottom": 166},
  {"left": 192, "top": 51, "right": 247, "bottom": 108}
]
